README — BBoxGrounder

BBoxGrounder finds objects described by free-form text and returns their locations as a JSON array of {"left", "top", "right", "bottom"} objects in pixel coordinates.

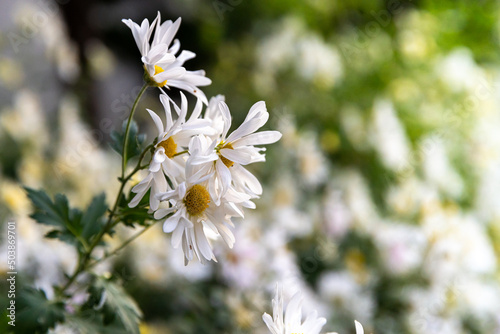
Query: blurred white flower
[
  {"left": 317, "top": 271, "right": 374, "bottom": 324},
  {"left": 421, "top": 137, "right": 463, "bottom": 198},
  {"left": 262, "top": 284, "right": 327, "bottom": 334},
  {"left": 370, "top": 99, "right": 410, "bottom": 171},
  {"left": 122, "top": 12, "right": 211, "bottom": 103},
  {"left": 436, "top": 48, "right": 485, "bottom": 93},
  {"left": 296, "top": 132, "right": 328, "bottom": 188},
  {"left": 322, "top": 189, "right": 352, "bottom": 239},
  {"left": 372, "top": 222, "right": 426, "bottom": 275},
  {"left": 422, "top": 211, "right": 497, "bottom": 284},
  {"left": 296, "top": 35, "right": 343, "bottom": 89}
]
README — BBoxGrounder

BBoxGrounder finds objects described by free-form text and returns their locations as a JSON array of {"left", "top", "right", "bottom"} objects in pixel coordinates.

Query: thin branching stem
[{"left": 60, "top": 84, "right": 149, "bottom": 295}]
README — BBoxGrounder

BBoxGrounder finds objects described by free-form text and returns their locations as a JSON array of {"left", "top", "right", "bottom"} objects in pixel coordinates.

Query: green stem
[
  {"left": 60, "top": 83, "right": 149, "bottom": 295},
  {"left": 122, "top": 83, "right": 149, "bottom": 174},
  {"left": 173, "top": 150, "right": 189, "bottom": 157},
  {"left": 86, "top": 220, "right": 160, "bottom": 269}
]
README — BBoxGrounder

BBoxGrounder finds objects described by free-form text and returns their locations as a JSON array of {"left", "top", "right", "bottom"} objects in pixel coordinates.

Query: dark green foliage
[
  {"left": 16, "top": 288, "right": 65, "bottom": 334},
  {"left": 25, "top": 188, "right": 107, "bottom": 251},
  {"left": 117, "top": 190, "right": 153, "bottom": 228},
  {"left": 83, "top": 276, "right": 142, "bottom": 334},
  {"left": 110, "top": 120, "right": 146, "bottom": 164}
]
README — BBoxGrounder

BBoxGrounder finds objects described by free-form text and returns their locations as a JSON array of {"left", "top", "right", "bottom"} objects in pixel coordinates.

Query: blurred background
[{"left": 1, "top": 0, "right": 500, "bottom": 333}]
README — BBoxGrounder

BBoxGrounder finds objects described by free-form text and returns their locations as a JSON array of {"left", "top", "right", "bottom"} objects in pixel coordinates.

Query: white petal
[
  {"left": 194, "top": 223, "right": 213, "bottom": 261},
  {"left": 171, "top": 219, "right": 185, "bottom": 247},
  {"left": 167, "top": 80, "right": 208, "bottom": 105},
  {"left": 355, "top": 321, "right": 364, "bottom": 334},
  {"left": 232, "top": 131, "right": 282, "bottom": 147},
  {"left": 215, "top": 159, "right": 231, "bottom": 196},
  {"left": 163, "top": 213, "right": 180, "bottom": 233},
  {"left": 262, "top": 313, "right": 281, "bottom": 334},
  {"left": 147, "top": 109, "right": 164, "bottom": 135},
  {"left": 154, "top": 66, "right": 186, "bottom": 81},
  {"left": 220, "top": 148, "right": 253, "bottom": 165},
  {"left": 225, "top": 117, "right": 265, "bottom": 143},
  {"left": 232, "top": 164, "right": 262, "bottom": 195},
  {"left": 154, "top": 207, "right": 175, "bottom": 219}
]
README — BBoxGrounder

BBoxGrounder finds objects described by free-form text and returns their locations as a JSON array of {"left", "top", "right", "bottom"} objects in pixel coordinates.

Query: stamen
[
  {"left": 184, "top": 184, "right": 211, "bottom": 216},
  {"left": 157, "top": 137, "right": 177, "bottom": 159},
  {"left": 217, "top": 142, "right": 235, "bottom": 168},
  {"left": 144, "top": 65, "right": 168, "bottom": 87}
]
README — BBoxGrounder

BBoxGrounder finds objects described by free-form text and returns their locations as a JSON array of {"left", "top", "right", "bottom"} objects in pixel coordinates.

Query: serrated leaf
[
  {"left": 93, "top": 277, "right": 142, "bottom": 334},
  {"left": 110, "top": 120, "right": 145, "bottom": 164},
  {"left": 16, "top": 287, "right": 65, "bottom": 333},
  {"left": 25, "top": 188, "right": 70, "bottom": 228},
  {"left": 26, "top": 188, "right": 108, "bottom": 249}
]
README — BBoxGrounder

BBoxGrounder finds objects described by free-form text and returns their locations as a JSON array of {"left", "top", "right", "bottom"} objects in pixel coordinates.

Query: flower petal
[{"left": 232, "top": 130, "right": 282, "bottom": 147}]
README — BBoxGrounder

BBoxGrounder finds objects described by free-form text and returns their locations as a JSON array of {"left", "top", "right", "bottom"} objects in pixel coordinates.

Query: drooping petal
[{"left": 147, "top": 109, "right": 164, "bottom": 135}]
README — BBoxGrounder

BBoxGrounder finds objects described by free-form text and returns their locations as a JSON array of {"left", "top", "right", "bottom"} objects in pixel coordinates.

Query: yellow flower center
[
  {"left": 216, "top": 142, "right": 234, "bottom": 168},
  {"left": 184, "top": 184, "right": 210, "bottom": 216},
  {"left": 157, "top": 137, "right": 177, "bottom": 159},
  {"left": 144, "top": 65, "right": 168, "bottom": 87}
]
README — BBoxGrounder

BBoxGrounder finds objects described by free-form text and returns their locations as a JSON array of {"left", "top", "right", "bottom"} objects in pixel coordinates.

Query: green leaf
[
  {"left": 25, "top": 188, "right": 70, "bottom": 228},
  {"left": 110, "top": 120, "right": 146, "bottom": 164},
  {"left": 26, "top": 188, "right": 108, "bottom": 249},
  {"left": 16, "top": 287, "right": 65, "bottom": 333},
  {"left": 117, "top": 191, "right": 153, "bottom": 227},
  {"left": 82, "top": 193, "right": 107, "bottom": 240},
  {"left": 89, "top": 277, "right": 142, "bottom": 334}
]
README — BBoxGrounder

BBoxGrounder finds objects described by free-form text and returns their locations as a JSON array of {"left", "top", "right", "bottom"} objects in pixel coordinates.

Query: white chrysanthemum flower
[
  {"left": 262, "top": 284, "right": 326, "bottom": 334},
  {"left": 122, "top": 12, "right": 211, "bottom": 103},
  {"left": 129, "top": 93, "right": 212, "bottom": 211},
  {"left": 154, "top": 148, "right": 250, "bottom": 264},
  {"left": 190, "top": 100, "right": 282, "bottom": 205}
]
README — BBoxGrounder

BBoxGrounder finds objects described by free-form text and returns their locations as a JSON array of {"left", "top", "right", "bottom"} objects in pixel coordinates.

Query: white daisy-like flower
[
  {"left": 262, "top": 284, "right": 365, "bottom": 334},
  {"left": 154, "top": 146, "right": 250, "bottom": 264},
  {"left": 122, "top": 12, "right": 211, "bottom": 103},
  {"left": 190, "top": 100, "right": 282, "bottom": 205},
  {"left": 262, "top": 284, "right": 327, "bottom": 334},
  {"left": 129, "top": 93, "right": 212, "bottom": 211}
]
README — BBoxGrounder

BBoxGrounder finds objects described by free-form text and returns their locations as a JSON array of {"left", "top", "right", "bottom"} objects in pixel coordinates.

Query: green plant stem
[
  {"left": 173, "top": 150, "right": 189, "bottom": 157},
  {"left": 122, "top": 84, "right": 149, "bottom": 174},
  {"left": 60, "top": 84, "right": 149, "bottom": 295},
  {"left": 86, "top": 220, "right": 160, "bottom": 270}
]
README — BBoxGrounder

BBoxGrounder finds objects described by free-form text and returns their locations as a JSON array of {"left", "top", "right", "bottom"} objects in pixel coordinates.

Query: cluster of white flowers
[{"left": 123, "top": 13, "right": 282, "bottom": 265}]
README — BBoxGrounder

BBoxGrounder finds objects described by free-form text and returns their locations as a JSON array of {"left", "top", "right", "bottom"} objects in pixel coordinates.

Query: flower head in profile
[
  {"left": 190, "top": 100, "right": 282, "bottom": 205},
  {"left": 262, "top": 284, "right": 365, "bottom": 334},
  {"left": 129, "top": 93, "right": 212, "bottom": 211},
  {"left": 122, "top": 12, "right": 211, "bottom": 103}
]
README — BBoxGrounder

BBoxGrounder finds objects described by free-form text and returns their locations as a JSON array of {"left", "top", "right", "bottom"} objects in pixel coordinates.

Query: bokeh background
[{"left": 1, "top": 0, "right": 500, "bottom": 333}]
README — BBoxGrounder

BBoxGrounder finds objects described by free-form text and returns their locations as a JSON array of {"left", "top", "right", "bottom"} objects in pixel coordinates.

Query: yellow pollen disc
[
  {"left": 218, "top": 142, "right": 234, "bottom": 168},
  {"left": 144, "top": 65, "right": 168, "bottom": 87},
  {"left": 158, "top": 137, "right": 177, "bottom": 159},
  {"left": 184, "top": 184, "right": 210, "bottom": 216},
  {"left": 153, "top": 65, "right": 168, "bottom": 87}
]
